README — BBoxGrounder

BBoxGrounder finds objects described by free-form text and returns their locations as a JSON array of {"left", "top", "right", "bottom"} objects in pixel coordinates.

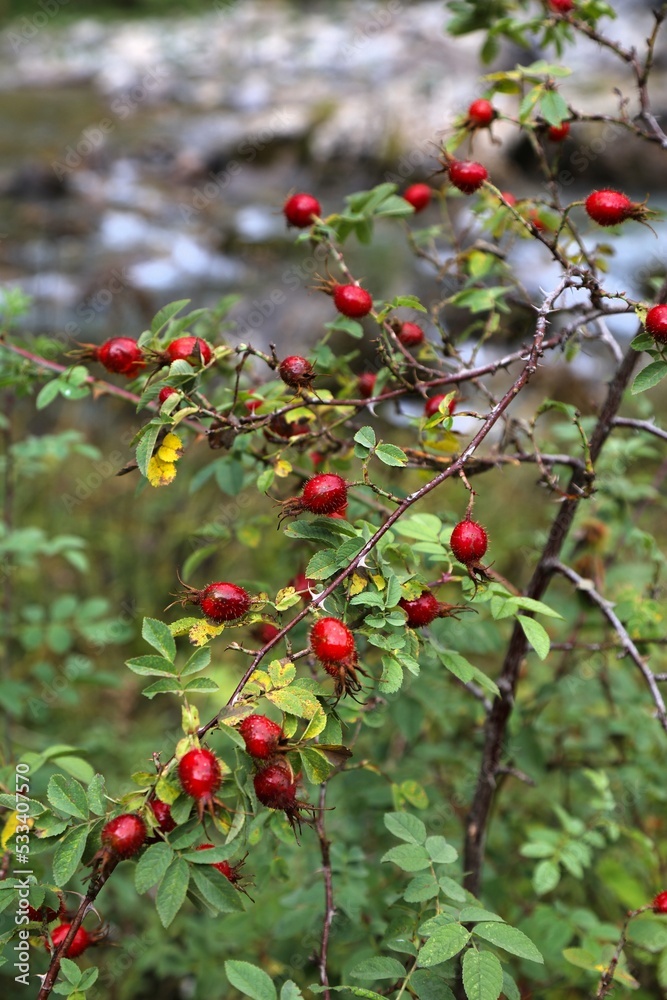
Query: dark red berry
[
  {"left": 333, "top": 284, "right": 373, "bottom": 318},
  {"left": 239, "top": 714, "right": 283, "bottom": 759},
  {"left": 653, "top": 891, "right": 667, "bottom": 913},
  {"left": 48, "top": 923, "right": 92, "bottom": 959},
  {"left": 158, "top": 386, "right": 177, "bottom": 404},
  {"left": 357, "top": 372, "right": 377, "bottom": 398},
  {"left": 101, "top": 813, "right": 146, "bottom": 859},
  {"left": 195, "top": 843, "right": 246, "bottom": 883},
  {"left": 403, "top": 183, "right": 432, "bottom": 212},
  {"left": 468, "top": 99, "right": 496, "bottom": 127},
  {"left": 311, "top": 617, "right": 355, "bottom": 664},
  {"left": 549, "top": 0, "right": 574, "bottom": 12},
  {"left": 255, "top": 622, "right": 280, "bottom": 643},
  {"left": 279, "top": 355, "right": 315, "bottom": 389},
  {"left": 645, "top": 305, "right": 667, "bottom": 344},
  {"left": 397, "top": 321, "right": 425, "bottom": 348},
  {"left": 448, "top": 159, "right": 488, "bottom": 194},
  {"left": 584, "top": 190, "right": 641, "bottom": 227},
  {"left": 400, "top": 591, "right": 441, "bottom": 628},
  {"left": 198, "top": 582, "right": 251, "bottom": 622},
  {"left": 547, "top": 121, "right": 570, "bottom": 141},
  {"left": 253, "top": 761, "right": 298, "bottom": 811},
  {"left": 424, "top": 394, "right": 456, "bottom": 418},
  {"left": 450, "top": 519, "right": 488, "bottom": 564},
  {"left": 96, "top": 337, "right": 145, "bottom": 377},
  {"left": 178, "top": 747, "right": 222, "bottom": 801},
  {"left": 245, "top": 397, "right": 262, "bottom": 413},
  {"left": 501, "top": 191, "right": 517, "bottom": 207},
  {"left": 148, "top": 797, "right": 176, "bottom": 834},
  {"left": 301, "top": 474, "right": 347, "bottom": 515},
  {"left": 283, "top": 192, "right": 321, "bottom": 228},
  {"left": 165, "top": 337, "right": 212, "bottom": 366}
]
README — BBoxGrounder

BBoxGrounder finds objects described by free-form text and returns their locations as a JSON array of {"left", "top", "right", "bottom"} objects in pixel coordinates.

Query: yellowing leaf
[
  {"left": 427, "top": 431, "right": 460, "bottom": 454},
  {"left": 147, "top": 456, "right": 177, "bottom": 487},
  {"left": 348, "top": 573, "right": 368, "bottom": 596},
  {"left": 188, "top": 620, "right": 224, "bottom": 646},
  {"left": 1, "top": 811, "right": 22, "bottom": 848},
  {"left": 371, "top": 574, "right": 386, "bottom": 591},
  {"left": 274, "top": 459, "right": 292, "bottom": 478}
]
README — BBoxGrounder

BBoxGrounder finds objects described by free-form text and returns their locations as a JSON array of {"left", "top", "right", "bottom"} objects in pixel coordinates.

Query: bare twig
[
  {"left": 613, "top": 416, "right": 667, "bottom": 442},
  {"left": 594, "top": 905, "right": 651, "bottom": 999},
  {"left": 315, "top": 783, "right": 335, "bottom": 1000}
]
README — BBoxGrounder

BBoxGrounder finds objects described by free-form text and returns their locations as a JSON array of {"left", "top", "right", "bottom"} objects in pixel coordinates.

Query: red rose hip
[
  {"left": 357, "top": 372, "right": 377, "bottom": 398},
  {"left": 397, "top": 321, "right": 425, "bottom": 348},
  {"left": 96, "top": 337, "right": 145, "bottom": 377},
  {"left": 178, "top": 747, "right": 222, "bottom": 801},
  {"left": 399, "top": 589, "right": 468, "bottom": 628},
  {"left": 450, "top": 519, "right": 488, "bottom": 565},
  {"left": 101, "top": 813, "right": 147, "bottom": 858},
  {"left": 584, "top": 190, "right": 644, "bottom": 227},
  {"left": 424, "top": 394, "right": 456, "bottom": 418},
  {"left": 548, "top": 0, "right": 574, "bottom": 12},
  {"left": 279, "top": 355, "right": 315, "bottom": 389},
  {"left": 653, "top": 891, "right": 667, "bottom": 914},
  {"left": 645, "top": 305, "right": 667, "bottom": 344},
  {"left": 547, "top": 121, "right": 570, "bottom": 141},
  {"left": 403, "top": 183, "right": 432, "bottom": 212},
  {"left": 48, "top": 923, "right": 93, "bottom": 959},
  {"left": 239, "top": 714, "right": 283, "bottom": 759},
  {"left": 148, "top": 797, "right": 176, "bottom": 834},
  {"left": 333, "top": 284, "right": 373, "bottom": 318},
  {"left": 158, "top": 386, "right": 177, "bottom": 404},
  {"left": 467, "top": 99, "right": 496, "bottom": 127},
  {"left": 186, "top": 581, "right": 251, "bottom": 622},
  {"left": 278, "top": 473, "right": 348, "bottom": 522},
  {"left": 164, "top": 337, "right": 212, "bottom": 366},
  {"left": 448, "top": 159, "right": 488, "bottom": 194},
  {"left": 283, "top": 192, "right": 321, "bottom": 228}
]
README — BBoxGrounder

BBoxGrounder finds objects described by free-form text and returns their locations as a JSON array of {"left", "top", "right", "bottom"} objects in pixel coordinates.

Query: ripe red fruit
[
  {"left": 424, "top": 394, "right": 456, "bottom": 418},
  {"left": 239, "top": 714, "right": 283, "bottom": 759},
  {"left": 244, "top": 397, "right": 262, "bottom": 413},
  {"left": 283, "top": 192, "right": 321, "bottom": 228},
  {"left": 547, "top": 121, "right": 570, "bottom": 141},
  {"left": 548, "top": 0, "right": 574, "bottom": 12},
  {"left": 279, "top": 473, "right": 348, "bottom": 522},
  {"left": 101, "top": 813, "right": 147, "bottom": 859},
  {"left": 584, "top": 190, "right": 643, "bottom": 227},
  {"left": 96, "top": 337, "right": 145, "bottom": 377},
  {"left": 158, "top": 386, "right": 177, "bottom": 404},
  {"left": 357, "top": 372, "right": 377, "bottom": 398},
  {"left": 448, "top": 159, "right": 488, "bottom": 194},
  {"left": 645, "top": 304, "right": 667, "bottom": 344},
  {"left": 279, "top": 355, "right": 315, "bottom": 390},
  {"left": 450, "top": 519, "right": 488, "bottom": 565},
  {"left": 253, "top": 761, "right": 311, "bottom": 835},
  {"left": 148, "top": 797, "right": 176, "bottom": 834},
  {"left": 255, "top": 622, "right": 280, "bottom": 644},
  {"left": 165, "top": 336, "right": 212, "bottom": 366},
  {"left": 399, "top": 589, "right": 468, "bottom": 628},
  {"left": 653, "top": 891, "right": 667, "bottom": 913},
  {"left": 178, "top": 747, "right": 222, "bottom": 802},
  {"left": 48, "top": 923, "right": 92, "bottom": 959},
  {"left": 195, "top": 843, "right": 246, "bottom": 884},
  {"left": 403, "top": 183, "right": 432, "bottom": 212},
  {"left": 501, "top": 191, "right": 517, "bottom": 207},
  {"left": 397, "top": 321, "right": 425, "bottom": 348},
  {"left": 467, "top": 99, "right": 496, "bottom": 127},
  {"left": 194, "top": 581, "right": 251, "bottom": 622},
  {"left": 333, "top": 284, "right": 373, "bottom": 318},
  {"left": 310, "top": 616, "right": 365, "bottom": 699}
]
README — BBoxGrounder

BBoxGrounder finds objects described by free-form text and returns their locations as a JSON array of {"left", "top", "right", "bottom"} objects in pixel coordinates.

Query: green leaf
[
  {"left": 375, "top": 443, "right": 408, "bottom": 467},
  {"left": 156, "top": 857, "right": 190, "bottom": 928},
  {"left": 36, "top": 379, "right": 64, "bottom": 410},
  {"left": 517, "top": 615, "right": 550, "bottom": 660},
  {"left": 126, "top": 655, "right": 178, "bottom": 678},
  {"left": 462, "top": 949, "right": 503, "bottom": 1000},
  {"left": 53, "top": 826, "right": 88, "bottom": 886},
  {"left": 458, "top": 908, "right": 503, "bottom": 924},
  {"left": 183, "top": 677, "right": 219, "bottom": 693},
  {"left": 508, "top": 596, "right": 563, "bottom": 619},
  {"left": 47, "top": 775, "right": 89, "bottom": 820},
  {"left": 280, "top": 983, "right": 303, "bottom": 1000},
  {"left": 59, "top": 957, "right": 81, "bottom": 985},
  {"left": 411, "top": 970, "right": 456, "bottom": 1000},
  {"left": 151, "top": 298, "right": 190, "bottom": 335},
  {"left": 135, "top": 842, "right": 174, "bottom": 894},
  {"left": 381, "top": 844, "right": 431, "bottom": 871},
  {"left": 299, "top": 747, "right": 334, "bottom": 784},
  {"left": 86, "top": 774, "right": 106, "bottom": 816},
  {"left": 305, "top": 549, "right": 339, "bottom": 580},
  {"left": 533, "top": 859, "right": 560, "bottom": 895},
  {"left": 540, "top": 89, "right": 569, "bottom": 126},
  {"left": 142, "top": 617, "right": 176, "bottom": 661},
  {"left": 350, "top": 957, "right": 406, "bottom": 980},
  {"left": 473, "top": 923, "right": 544, "bottom": 963},
  {"left": 354, "top": 426, "right": 376, "bottom": 449},
  {"left": 180, "top": 647, "right": 211, "bottom": 676},
  {"left": 141, "top": 678, "right": 183, "bottom": 699},
  {"left": 191, "top": 865, "right": 245, "bottom": 913},
  {"left": 225, "top": 960, "right": 277, "bottom": 1000},
  {"left": 438, "top": 876, "right": 467, "bottom": 902},
  {"left": 631, "top": 360, "right": 667, "bottom": 394},
  {"left": 418, "top": 924, "right": 470, "bottom": 967},
  {"left": 379, "top": 655, "right": 403, "bottom": 694},
  {"left": 501, "top": 972, "right": 521, "bottom": 1000},
  {"left": 136, "top": 422, "right": 161, "bottom": 477},
  {"left": 403, "top": 874, "right": 440, "bottom": 902},
  {"left": 425, "top": 836, "right": 458, "bottom": 864},
  {"left": 77, "top": 968, "right": 99, "bottom": 991},
  {"left": 52, "top": 756, "right": 95, "bottom": 785},
  {"left": 384, "top": 812, "right": 427, "bottom": 844}
]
